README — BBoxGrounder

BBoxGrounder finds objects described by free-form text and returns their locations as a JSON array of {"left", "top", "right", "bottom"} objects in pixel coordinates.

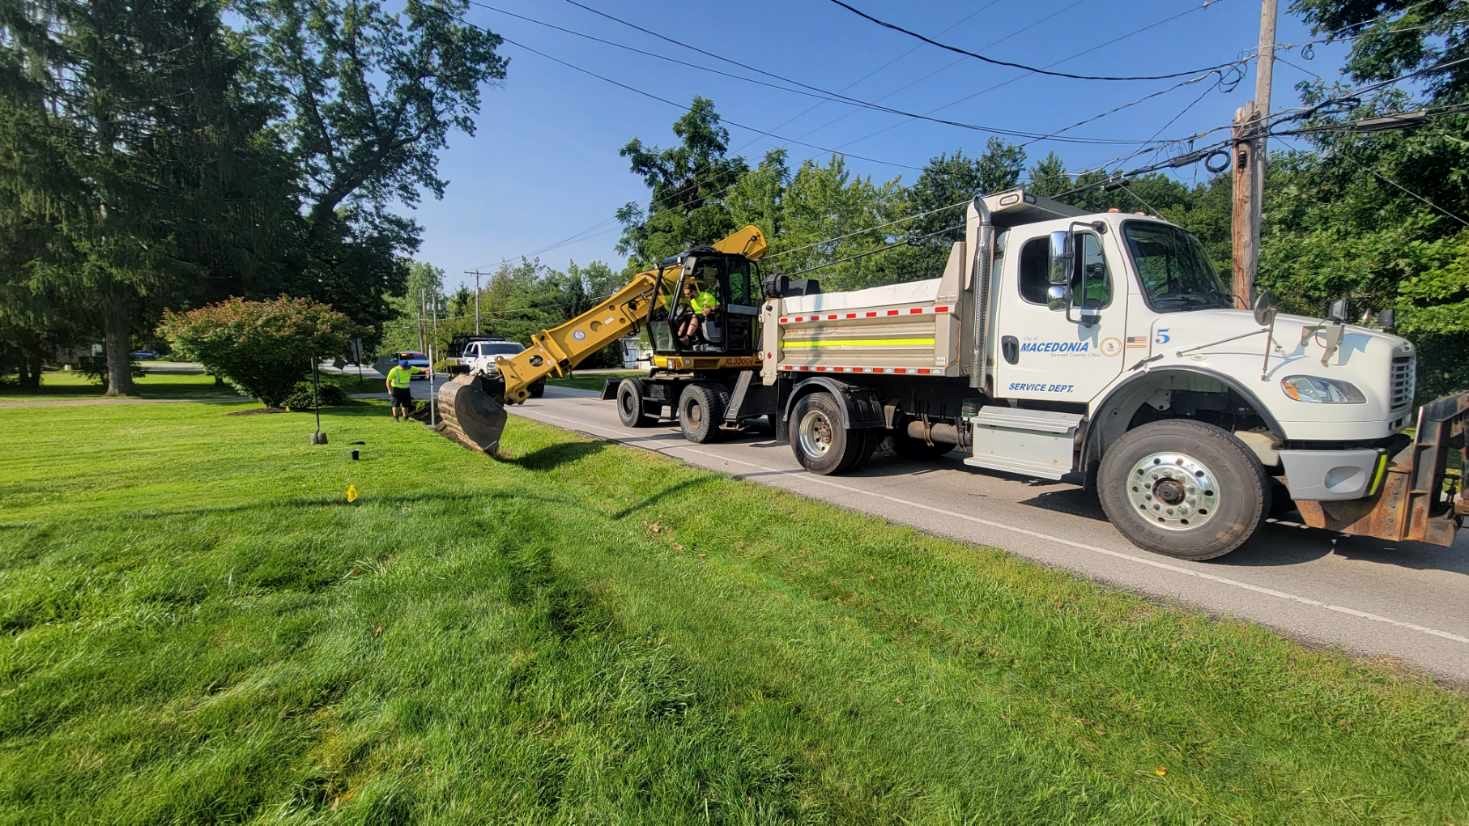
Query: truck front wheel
[{"left": 1098, "top": 419, "right": 1269, "bottom": 561}]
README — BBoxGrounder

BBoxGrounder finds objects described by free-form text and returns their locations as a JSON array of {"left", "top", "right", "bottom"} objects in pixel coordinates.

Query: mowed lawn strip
[
  {"left": 0, "top": 370, "right": 386, "bottom": 402},
  {"left": 0, "top": 400, "right": 1465, "bottom": 823}
]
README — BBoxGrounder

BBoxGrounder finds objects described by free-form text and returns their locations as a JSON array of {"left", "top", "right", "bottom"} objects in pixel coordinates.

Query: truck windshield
[{"left": 1122, "top": 221, "right": 1232, "bottom": 311}]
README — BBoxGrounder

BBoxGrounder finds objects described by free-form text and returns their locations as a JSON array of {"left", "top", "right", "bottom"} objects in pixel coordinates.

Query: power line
[
  {"left": 1275, "top": 135, "right": 1469, "bottom": 227},
  {"left": 488, "top": 33, "right": 1466, "bottom": 272},
  {"left": 477, "top": 2, "right": 990, "bottom": 270},
  {"left": 1275, "top": 54, "right": 1325, "bottom": 82},
  {"left": 834, "top": 1, "right": 1235, "bottom": 150},
  {"left": 460, "top": 2, "right": 1147, "bottom": 267},
  {"left": 781, "top": 221, "right": 967, "bottom": 278},
  {"left": 766, "top": 198, "right": 972, "bottom": 261},
  {"left": 1278, "top": 0, "right": 1455, "bottom": 50},
  {"left": 1019, "top": 69, "right": 1237, "bottom": 149},
  {"left": 1366, "top": 169, "right": 1469, "bottom": 227},
  {"left": 826, "top": 0, "right": 1246, "bottom": 81},
  {"left": 792, "top": 0, "right": 1088, "bottom": 142},
  {"left": 1096, "top": 78, "right": 1238, "bottom": 175},
  {"left": 759, "top": 1, "right": 1003, "bottom": 138},
  {"left": 528, "top": 0, "right": 1160, "bottom": 146},
  {"left": 498, "top": 36, "right": 923, "bottom": 171}
]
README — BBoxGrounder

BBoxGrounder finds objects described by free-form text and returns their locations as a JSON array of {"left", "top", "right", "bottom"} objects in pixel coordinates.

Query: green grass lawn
[
  {"left": 0, "top": 370, "right": 243, "bottom": 401},
  {"left": 547, "top": 369, "right": 641, "bottom": 392},
  {"left": 2, "top": 399, "right": 1467, "bottom": 823},
  {"left": 1, "top": 370, "right": 384, "bottom": 402}
]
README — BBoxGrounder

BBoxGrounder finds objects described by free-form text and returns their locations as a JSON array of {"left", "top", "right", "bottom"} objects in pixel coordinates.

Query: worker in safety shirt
[
  {"left": 385, "top": 359, "right": 415, "bottom": 421},
  {"left": 676, "top": 280, "right": 718, "bottom": 345}
]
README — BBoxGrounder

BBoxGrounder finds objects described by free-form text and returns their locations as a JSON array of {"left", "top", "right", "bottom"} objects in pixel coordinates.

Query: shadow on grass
[
  {"left": 612, "top": 476, "right": 715, "bottom": 520},
  {"left": 504, "top": 441, "right": 607, "bottom": 471}
]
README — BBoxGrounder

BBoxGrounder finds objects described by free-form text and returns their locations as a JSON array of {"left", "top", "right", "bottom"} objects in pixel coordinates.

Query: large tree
[
  {"left": 1261, "top": 0, "right": 1469, "bottom": 397},
  {"left": 235, "top": 0, "right": 508, "bottom": 337},
  {"left": 615, "top": 97, "right": 749, "bottom": 266},
  {"left": 908, "top": 141, "right": 1026, "bottom": 246},
  {"left": 0, "top": 0, "right": 285, "bottom": 394},
  {"left": 1, "top": 0, "right": 507, "bottom": 391}
]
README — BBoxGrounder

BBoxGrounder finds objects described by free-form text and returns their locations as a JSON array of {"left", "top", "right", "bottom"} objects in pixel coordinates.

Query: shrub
[
  {"left": 159, "top": 297, "right": 358, "bottom": 407},
  {"left": 282, "top": 381, "right": 348, "bottom": 411}
]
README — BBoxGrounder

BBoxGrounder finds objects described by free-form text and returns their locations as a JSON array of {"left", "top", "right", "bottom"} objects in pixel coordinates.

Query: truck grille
[{"left": 1391, "top": 355, "right": 1415, "bottom": 412}]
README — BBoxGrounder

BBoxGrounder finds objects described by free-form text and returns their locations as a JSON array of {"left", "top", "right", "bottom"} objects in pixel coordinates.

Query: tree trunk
[
  {"left": 103, "top": 284, "right": 134, "bottom": 396},
  {"left": 23, "top": 350, "right": 43, "bottom": 391}
]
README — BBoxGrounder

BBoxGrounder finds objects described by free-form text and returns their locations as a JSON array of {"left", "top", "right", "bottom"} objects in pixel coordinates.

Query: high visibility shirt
[
  {"left": 690, "top": 290, "right": 717, "bottom": 314},
  {"left": 387, "top": 366, "right": 414, "bottom": 388}
]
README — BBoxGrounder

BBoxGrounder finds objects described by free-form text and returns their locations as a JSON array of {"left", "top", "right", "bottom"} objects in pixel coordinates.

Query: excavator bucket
[{"left": 436, "top": 375, "right": 508, "bottom": 456}]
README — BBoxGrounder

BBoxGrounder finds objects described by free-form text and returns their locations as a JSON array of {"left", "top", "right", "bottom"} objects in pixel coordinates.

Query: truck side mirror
[
  {"left": 1251, "top": 290, "right": 1277, "bottom": 327},
  {"left": 1046, "top": 284, "right": 1072, "bottom": 311},
  {"left": 1377, "top": 307, "right": 1396, "bottom": 332},
  {"left": 1047, "top": 230, "right": 1073, "bottom": 285},
  {"left": 1328, "top": 297, "right": 1348, "bottom": 323}
]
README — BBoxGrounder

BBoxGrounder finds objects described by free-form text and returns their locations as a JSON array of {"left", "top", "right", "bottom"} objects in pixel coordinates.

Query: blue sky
[{"left": 412, "top": 0, "right": 1352, "bottom": 292}]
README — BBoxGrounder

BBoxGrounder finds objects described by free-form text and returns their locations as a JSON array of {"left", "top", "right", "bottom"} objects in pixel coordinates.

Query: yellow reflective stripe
[
  {"left": 781, "top": 337, "right": 935, "bottom": 349},
  {"left": 1367, "top": 450, "right": 1390, "bottom": 496}
]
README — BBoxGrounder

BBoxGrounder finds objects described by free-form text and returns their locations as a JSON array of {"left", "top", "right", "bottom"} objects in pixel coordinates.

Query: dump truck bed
[{"left": 770, "top": 244, "right": 969, "bottom": 378}]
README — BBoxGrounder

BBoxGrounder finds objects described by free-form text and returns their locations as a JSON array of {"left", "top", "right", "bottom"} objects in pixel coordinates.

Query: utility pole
[
  {"left": 428, "top": 288, "right": 439, "bottom": 428},
  {"left": 464, "top": 270, "right": 489, "bottom": 334},
  {"left": 1232, "top": 0, "right": 1277, "bottom": 306}
]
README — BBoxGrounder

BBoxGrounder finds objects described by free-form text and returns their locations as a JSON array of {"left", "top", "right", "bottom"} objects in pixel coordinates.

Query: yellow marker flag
[{"left": 346, "top": 484, "right": 359, "bottom": 503}]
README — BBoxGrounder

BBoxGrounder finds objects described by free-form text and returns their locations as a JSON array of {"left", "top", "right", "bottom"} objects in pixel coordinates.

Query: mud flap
[
  {"left": 1296, "top": 391, "right": 1467, "bottom": 545},
  {"left": 436, "top": 375, "right": 508, "bottom": 456}
]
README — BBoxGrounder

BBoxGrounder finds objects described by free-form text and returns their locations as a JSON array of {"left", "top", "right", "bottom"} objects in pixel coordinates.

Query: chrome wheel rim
[
  {"left": 1127, "top": 451, "right": 1220, "bottom": 531},
  {"left": 798, "top": 409, "right": 835, "bottom": 457}
]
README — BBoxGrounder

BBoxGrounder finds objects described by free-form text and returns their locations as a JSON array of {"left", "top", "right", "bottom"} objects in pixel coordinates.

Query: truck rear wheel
[
  {"left": 789, "top": 392, "right": 866, "bottom": 474},
  {"left": 616, "top": 378, "right": 656, "bottom": 428},
  {"left": 1098, "top": 419, "right": 1269, "bottom": 561},
  {"left": 678, "top": 383, "right": 728, "bottom": 443}
]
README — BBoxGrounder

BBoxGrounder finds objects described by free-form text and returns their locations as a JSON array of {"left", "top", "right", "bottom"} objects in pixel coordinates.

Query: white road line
[{"left": 522, "top": 408, "right": 1469, "bottom": 647}]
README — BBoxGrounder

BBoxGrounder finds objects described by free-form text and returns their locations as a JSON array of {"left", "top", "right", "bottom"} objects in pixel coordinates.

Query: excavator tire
[
  {"left": 436, "top": 374, "right": 508, "bottom": 456},
  {"left": 678, "top": 383, "right": 728, "bottom": 443},
  {"left": 616, "top": 378, "right": 657, "bottom": 428}
]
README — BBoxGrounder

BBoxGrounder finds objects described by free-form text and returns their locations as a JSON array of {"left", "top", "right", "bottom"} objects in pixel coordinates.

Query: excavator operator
[{"left": 676, "top": 279, "right": 718, "bottom": 346}]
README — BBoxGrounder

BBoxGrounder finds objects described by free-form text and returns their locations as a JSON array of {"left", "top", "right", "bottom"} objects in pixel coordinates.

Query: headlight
[{"left": 1280, "top": 376, "right": 1365, "bottom": 404}]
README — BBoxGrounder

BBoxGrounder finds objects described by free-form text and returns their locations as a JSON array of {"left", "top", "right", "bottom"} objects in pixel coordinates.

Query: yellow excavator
[{"left": 436, "top": 224, "right": 771, "bottom": 454}]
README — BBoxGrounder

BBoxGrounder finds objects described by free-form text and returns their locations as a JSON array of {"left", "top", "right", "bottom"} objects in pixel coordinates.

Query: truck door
[{"left": 994, "top": 227, "right": 1126, "bottom": 403}]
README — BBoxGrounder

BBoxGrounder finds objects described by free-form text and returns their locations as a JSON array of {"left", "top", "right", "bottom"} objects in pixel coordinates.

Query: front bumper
[{"left": 1294, "top": 391, "right": 1468, "bottom": 546}]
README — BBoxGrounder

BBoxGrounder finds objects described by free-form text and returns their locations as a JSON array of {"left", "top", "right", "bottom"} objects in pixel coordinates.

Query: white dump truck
[{"left": 438, "top": 189, "right": 1466, "bottom": 560}]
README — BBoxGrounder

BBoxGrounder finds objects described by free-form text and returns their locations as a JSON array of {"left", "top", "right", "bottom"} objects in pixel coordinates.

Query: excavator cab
[{"left": 648, "top": 250, "right": 762, "bottom": 358}]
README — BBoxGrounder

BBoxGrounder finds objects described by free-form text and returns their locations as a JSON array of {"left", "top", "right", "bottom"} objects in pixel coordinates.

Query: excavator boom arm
[{"left": 493, "top": 265, "right": 677, "bottom": 403}]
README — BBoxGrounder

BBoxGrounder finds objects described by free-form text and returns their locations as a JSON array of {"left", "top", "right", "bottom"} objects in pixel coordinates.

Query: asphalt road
[{"left": 505, "top": 386, "right": 1469, "bottom": 683}]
